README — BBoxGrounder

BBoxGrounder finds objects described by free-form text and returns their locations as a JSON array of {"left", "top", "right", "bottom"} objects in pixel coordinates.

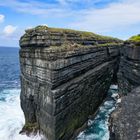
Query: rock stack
[{"left": 19, "top": 26, "right": 122, "bottom": 140}]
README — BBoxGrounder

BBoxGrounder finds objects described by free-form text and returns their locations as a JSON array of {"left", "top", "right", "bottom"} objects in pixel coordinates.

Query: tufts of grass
[
  {"left": 129, "top": 34, "right": 140, "bottom": 42},
  {"left": 19, "top": 122, "right": 39, "bottom": 135},
  {"left": 24, "top": 25, "right": 121, "bottom": 42},
  {"left": 46, "top": 42, "right": 120, "bottom": 53}
]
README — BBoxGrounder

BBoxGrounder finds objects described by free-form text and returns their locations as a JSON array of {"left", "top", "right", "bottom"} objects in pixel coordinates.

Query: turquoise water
[
  {"left": 0, "top": 47, "right": 118, "bottom": 140},
  {"left": 77, "top": 85, "right": 118, "bottom": 140}
]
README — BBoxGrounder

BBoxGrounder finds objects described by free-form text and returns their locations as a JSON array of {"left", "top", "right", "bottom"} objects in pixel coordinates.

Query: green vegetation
[
  {"left": 21, "top": 122, "right": 39, "bottom": 134},
  {"left": 129, "top": 34, "right": 140, "bottom": 42},
  {"left": 47, "top": 43, "right": 88, "bottom": 52},
  {"left": 25, "top": 25, "right": 121, "bottom": 42},
  {"left": 47, "top": 42, "right": 120, "bottom": 53},
  {"left": 97, "top": 42, "right": 120, "bottom": 47}
]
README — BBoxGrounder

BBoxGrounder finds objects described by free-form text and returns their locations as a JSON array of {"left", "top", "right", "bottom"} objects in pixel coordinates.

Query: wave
[
  {"left": 0, "top": 88, "right": 43, "bottom": 140},
  {"left": 0, "top": 86, "right": 118, "bottom": 140}
]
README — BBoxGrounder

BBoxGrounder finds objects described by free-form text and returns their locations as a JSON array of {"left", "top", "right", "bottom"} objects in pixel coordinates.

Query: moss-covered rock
[
  {"left": 20, "top": 122, "right": 39, "bottom": 136},
  {"left": 129, "top": 34, "right": 140, "bottom": 42},
  {"left": 128, "top": 34, "right": 140, "bottom": 45},
  {"left": 20, "top": 25, "right": 122, "bottom": 48},
  {"left": 26, "top": 25, "right": 116, "bottom": 40}
]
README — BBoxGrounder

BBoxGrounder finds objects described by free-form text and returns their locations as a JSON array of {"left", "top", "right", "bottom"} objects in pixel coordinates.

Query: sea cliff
[
  {"left": 118, "top": 38, "right": 140, "bottom": 94},
  {"left": 110, "top": 35, "right": 140, "bottom": 140},
  {"left": 19, "top": 26, "right": 122, "bottom": 140}
]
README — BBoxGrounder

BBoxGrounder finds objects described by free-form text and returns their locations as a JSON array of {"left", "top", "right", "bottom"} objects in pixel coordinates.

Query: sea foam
[{"left": 0, "top": 89, "right": 43, "bottom": 140}]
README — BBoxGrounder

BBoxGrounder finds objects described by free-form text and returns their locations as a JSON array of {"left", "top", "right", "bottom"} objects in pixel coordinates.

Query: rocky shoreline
[{"left": 110, "top": 87, "right": 140, "bottom": 140}]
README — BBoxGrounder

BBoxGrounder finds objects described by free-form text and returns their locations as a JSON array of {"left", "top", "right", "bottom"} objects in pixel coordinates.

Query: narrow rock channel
[{"left": 77, "top": 85, "right": 119, "bottom": 140}]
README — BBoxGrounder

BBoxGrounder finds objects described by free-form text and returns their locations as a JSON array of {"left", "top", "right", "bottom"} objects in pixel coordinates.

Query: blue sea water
[
  {"left": 0, "top": 47, "right": 118, "bottom": 140},
  {"left": 0, "top": 47, "right": 43, "bottom": 140}
]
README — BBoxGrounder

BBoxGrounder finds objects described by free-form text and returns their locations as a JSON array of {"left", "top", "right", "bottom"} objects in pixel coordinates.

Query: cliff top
[
  {"left": 20, "top": 25, "right": 122, "bottom": 47},
  {"left": 128, "top": 35, "right": 140, "bottom": 45},
  {"left": 25, "top": 25, "right": 119, "bottom": 41}
]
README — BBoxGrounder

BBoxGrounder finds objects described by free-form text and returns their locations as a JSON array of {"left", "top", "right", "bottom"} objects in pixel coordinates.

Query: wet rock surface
[
  {"left": 19, "top": 26, "right": 121, "bottom": 140},
  {"left": 110, "top": 86, "right": 140, "bottom": 140}
]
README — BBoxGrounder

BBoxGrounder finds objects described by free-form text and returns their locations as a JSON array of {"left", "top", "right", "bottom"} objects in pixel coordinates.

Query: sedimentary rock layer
[
  {"left": 111, "top": 36, "right": 140, "bottom": 140},
  {"left": 20, "top": 26, "right": 120, "bottom": 48},
  {"left": 19, "top": 26, "right": 121, "bottom": 140},
  {"left": 118, "top": 41, "right": 140, "bottom": 94}
]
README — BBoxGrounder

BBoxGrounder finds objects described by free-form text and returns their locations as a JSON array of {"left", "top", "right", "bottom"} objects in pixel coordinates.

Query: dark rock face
[
  {"left": 19, "top": 26, "right": 121, "bottom": 140},
  {"left": 110, "top": 40, "right": 140, "bottom": 140},
  {"left": 110, "top": 87, "right": 140, "bottom": 140},
  {"left": 20, "top": 26, "right": 121, "bottom": 48},
  {"left": 118, "top": 42, "right": 140, "bottom": 94}
]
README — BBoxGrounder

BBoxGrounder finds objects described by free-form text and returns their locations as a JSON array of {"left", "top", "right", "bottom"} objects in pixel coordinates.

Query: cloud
[
  {"left": 57, "top": 0, "right": 93, "bottom": 5},
  {"left": 56, "top": 0, "right": 111, "bottom": 5},
  {"left": 1, "top": 0, "right": 140, "bottom": 29},
  {"left": 0, "top": 0, "right": 117, "bottom": 18},
  {"left": 0, "top": 0, "right": 140, "bottom": 40},
  {"left": 3, "top": 25, "right": 17, "bottom": 36},
  {"left": 0, "top": 14, "right": 5, "bottom": 23},
  {"left": 69, "top": 0, "right": 140, "bottom": 36},
  {"left": 0, "top": 25, "right": 24, "bottom": 47},
  {"left": 0, "top": 0, "right": 68, "bottom": 17}
]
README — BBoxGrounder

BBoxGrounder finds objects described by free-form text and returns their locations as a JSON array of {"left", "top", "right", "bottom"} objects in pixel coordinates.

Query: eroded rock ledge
[{"left": 19, "top": 26, "right": 122, "bottom": 140}]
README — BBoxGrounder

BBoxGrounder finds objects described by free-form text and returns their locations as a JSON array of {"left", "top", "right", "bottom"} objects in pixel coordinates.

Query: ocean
[
  {"left": 0, "top": 47, "right": 118, "bottom": 140},
  {"left": 0, "top": 47, "right": 42, "bottom": 140}
]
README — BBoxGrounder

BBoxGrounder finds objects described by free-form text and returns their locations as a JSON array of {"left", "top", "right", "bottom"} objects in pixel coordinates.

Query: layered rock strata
[
  {"left": 118, "top": 40, "right": 140, "bottom": 95},
  {"left": 19, "top": 26, "right": 121, "bottom": 140},
  {"left": 111, "top": 36, "right": 140, "bottom": 140}
]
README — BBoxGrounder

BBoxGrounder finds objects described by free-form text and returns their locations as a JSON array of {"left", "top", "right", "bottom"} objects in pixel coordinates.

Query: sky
[{"left": 0, "top": 0, "right": 140, "bottom": 47}]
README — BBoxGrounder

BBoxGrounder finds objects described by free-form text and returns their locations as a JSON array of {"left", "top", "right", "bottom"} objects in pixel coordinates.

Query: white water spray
[{"left": 0, "top": 88, "right": 44, "bottom": 140}]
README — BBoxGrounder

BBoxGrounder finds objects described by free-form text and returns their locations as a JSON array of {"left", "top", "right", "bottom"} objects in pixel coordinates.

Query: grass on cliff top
[
  {"left": 129, "top": 35, "right": 140, "bottom": 42},
  {"left": 25, "top": 25, "right": 121, "bottom": 42},
  {"left": 47, "top": 42, "right": 119, "bottom": 52}
]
